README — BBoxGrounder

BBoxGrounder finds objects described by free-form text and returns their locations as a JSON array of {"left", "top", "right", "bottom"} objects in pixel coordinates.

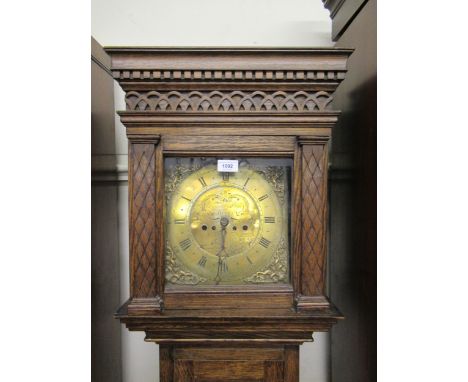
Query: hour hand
[{"left": 215, "top": 256, "right": 228, "bottom": 285}]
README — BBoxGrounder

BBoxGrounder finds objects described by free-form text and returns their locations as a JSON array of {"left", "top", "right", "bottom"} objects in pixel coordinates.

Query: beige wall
[
  {"left": 92, "top": 0, "right": 332, "bottom": 47},
  {"left": 92, "top": 2, "right": 334, "bottom": 381}
]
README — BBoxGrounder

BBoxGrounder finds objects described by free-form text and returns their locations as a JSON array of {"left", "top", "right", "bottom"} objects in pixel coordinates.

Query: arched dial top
[{"left": 165, "top": 160, "right": 290, "bottom": 286}]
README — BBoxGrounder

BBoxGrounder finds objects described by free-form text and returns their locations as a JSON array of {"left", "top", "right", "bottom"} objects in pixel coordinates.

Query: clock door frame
[
  {"left": 161, "top": 144, "right": 294, "bottom": 310},
  {"left": 126, "top": 128, "right": 331, "bottom": 314}
]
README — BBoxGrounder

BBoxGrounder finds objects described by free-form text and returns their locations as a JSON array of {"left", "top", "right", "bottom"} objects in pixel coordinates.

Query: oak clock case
[
  {"left": 106, "top": 47, "right": 352, "bottom": 382},
  {"left": 165, "top": 157, "right": 292, "bottom": 286}
]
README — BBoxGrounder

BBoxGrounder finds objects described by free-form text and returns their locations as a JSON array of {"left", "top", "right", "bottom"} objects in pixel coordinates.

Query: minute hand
[{"left": 214, "top": 217, "right": 229, "bottom": 284}]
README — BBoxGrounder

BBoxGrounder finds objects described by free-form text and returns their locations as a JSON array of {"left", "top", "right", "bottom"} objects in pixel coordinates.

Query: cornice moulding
[
  {"left": 105, "top": 47, "right": 353, "bottom": 82},
  {"left": 105, "top": 47, "right": 352, "bottom": 124},
  {"left": 116, "top": 112, "right": 339, "bottom": 129}
]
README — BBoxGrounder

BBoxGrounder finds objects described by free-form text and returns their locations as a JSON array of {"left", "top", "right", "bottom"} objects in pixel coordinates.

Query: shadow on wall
[{"left": 330, "top": 74, "right": 376, "bottom": 382}]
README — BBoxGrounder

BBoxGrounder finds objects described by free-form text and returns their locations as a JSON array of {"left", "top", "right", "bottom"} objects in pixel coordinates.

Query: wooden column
[
  {"left": 296, "top": 136, "right": 330, "bottom": 310},
  {"left": 127, "top": 134, "right": 163, "bottom": 314}
]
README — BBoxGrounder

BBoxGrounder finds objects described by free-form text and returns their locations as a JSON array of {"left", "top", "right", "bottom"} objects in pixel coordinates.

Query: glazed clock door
[{"left": 165, "top": 157, "right": 292, "bottom": 286}]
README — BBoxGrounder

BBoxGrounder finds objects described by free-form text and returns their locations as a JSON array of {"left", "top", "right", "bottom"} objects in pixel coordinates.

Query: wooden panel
[
  {"left": 159, "top": 344, "right": 299, "bottom": 382},
  {"left": 129, "top": 142, "right": 157, "bottom": 297},
  {"left": 299, "top": 138, "right": 329, "bottom": 297},
  {"left": 164, "top": 291, "right": 293, "bottom": 310},
  {"left": 176, "top": 347, "right": 283, "bottom": 361},
  {"left": 163, "top": 135, "right": 295, "bottom": 152},
  {"left": 195, "top": 361, "right": 264, "bottom": 380},
  {"left": 160, "top": 345, "right": 174, "bottom": 382},
  {"left": 284, "top": 346, "right": 299, "bottom": 382},
  {"left": 174, "top": 360, "right": 194, "bottom": 382},
  {"left": 264, "top": 361, "right": 284, "bottom": 382}
]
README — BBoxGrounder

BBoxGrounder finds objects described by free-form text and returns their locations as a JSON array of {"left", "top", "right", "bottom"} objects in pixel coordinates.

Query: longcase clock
[{"left": 105, "top": 47, "right": 352, "bottom": 382}]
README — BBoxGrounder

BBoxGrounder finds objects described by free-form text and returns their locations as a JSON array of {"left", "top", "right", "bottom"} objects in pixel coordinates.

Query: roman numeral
[
  {"left": 258, "top": 194, "right": 269, "bottom": 202},
  {"left": 179, "top": 238, "right": 192, "bottom": 251},
  {"left": 174, "top": 219, "right": 185, "bottom": 224},
  {"left": 198, "top": 177, "right": 207, "bottom": 187},
  {"left": 181, "top": 196, "right": 192, "bottom": 202},
  {"left": 259, "top": 237, "right": 271, "bottom": 248},
  {"left": 222, "top": 173, "right": 230, "bottom": 182},
  {"left": 198, "top": 256, "right": 207, "bottom": 267},
  {"left": 246, "top": 256, "right": 253, "bottom": 264},
  {"left": 264, "top": 217, "right": 275, "bottom": 223},
  {"left": 243, "top": 177, "right": 250, "bottom": 188}
]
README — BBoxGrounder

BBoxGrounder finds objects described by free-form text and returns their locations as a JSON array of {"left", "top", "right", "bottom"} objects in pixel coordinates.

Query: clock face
[{"left": 165, "top": 157, "right": 291, "bottom": 286}]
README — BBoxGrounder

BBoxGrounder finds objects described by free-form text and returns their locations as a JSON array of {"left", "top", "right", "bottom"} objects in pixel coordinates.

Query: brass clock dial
[{"left": 165, "top": 158, "right": 290, "bottom": 286}]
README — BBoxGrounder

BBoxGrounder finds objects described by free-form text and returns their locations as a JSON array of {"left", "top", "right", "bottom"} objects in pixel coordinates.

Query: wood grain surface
[
  {"left": 108, "top": 47, "right": 352, "bottom": 381},
  {"left": 159, "top": 344, "right": 299, "bottom": 382}
]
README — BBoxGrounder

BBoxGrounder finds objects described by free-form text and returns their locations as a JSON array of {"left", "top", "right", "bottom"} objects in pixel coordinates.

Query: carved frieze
[{"left": 126, "top": 90, "right": 333, "bottom": 113}]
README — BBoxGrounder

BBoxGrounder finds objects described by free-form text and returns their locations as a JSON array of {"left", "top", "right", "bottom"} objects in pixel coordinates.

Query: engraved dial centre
[{"left": 190, "top": 186, "right": 260, "bottom": 257}]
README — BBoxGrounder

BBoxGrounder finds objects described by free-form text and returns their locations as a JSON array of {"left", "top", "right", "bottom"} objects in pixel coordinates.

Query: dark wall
[
  {"left": 91, "top": 37, "right": 122, "bottom": 382},
  {"left": 328, "top": 0, "right": 376, "bottom": 381}
]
